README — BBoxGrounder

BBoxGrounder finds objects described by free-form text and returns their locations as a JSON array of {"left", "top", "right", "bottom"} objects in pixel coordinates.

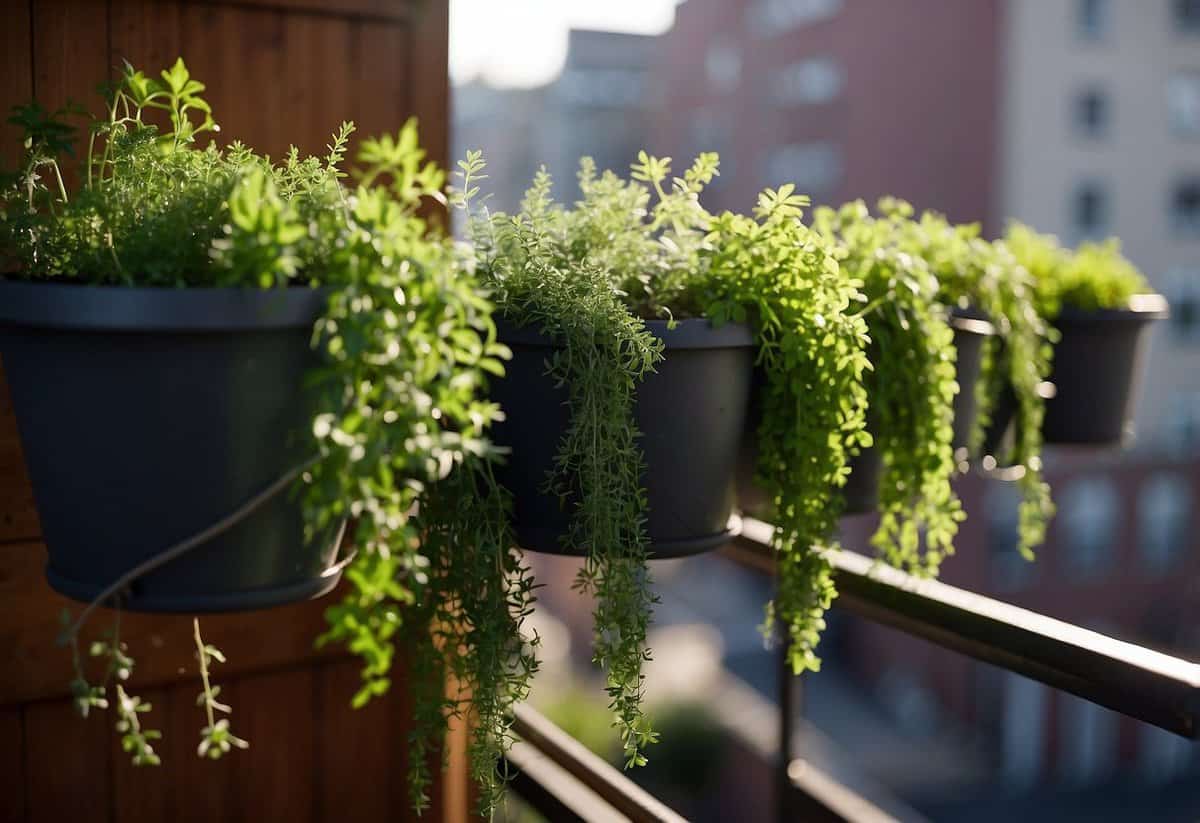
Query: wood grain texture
[
  {"left": 109, "top": 0, "right": 183, "bottom": 72},
  {"left": 201, "top": 0, "right": 416, "bottom": 22},
  {"left": 0, "top": 1, "right": 33, "bottom": 172},
  {"left": 24, "top": 698, "right": 112, "bottom": 822},
  {"left": 0, "top": 537, "right": 343, "bottom": 706},
  {"left": 31, "top": 0, "right": 111, "bottom": 187},
  {"left": 0, "top": 710, "right": 26, "bottom": 823},
  {"left": 232, "top": 667, "right": 317, "bottom": 822},
  {"left": 2, "top": 1, "right": 457, "bottom": 819},
  {"left": 166, "top": 677, "right": 235, "bottom": 823},
  {"left": 316, "top": 659, "right": 396, "bottom": 821},
  {"left": 0, "top": 363, "right": 41, "bottom": 545}
]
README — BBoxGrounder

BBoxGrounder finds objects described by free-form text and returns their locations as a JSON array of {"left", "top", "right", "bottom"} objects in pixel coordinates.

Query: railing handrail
[
  {"left": 725, "top": 516, "right": 1200, "bottom": 738},
  {"left": 509, "top": 703, "right": 689, "bottom": 823}
]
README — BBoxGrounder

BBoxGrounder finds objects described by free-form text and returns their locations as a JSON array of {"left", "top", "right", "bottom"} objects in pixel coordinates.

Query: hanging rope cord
[{"left": 66, "top": 454, "right": 325, "bottom": 638}]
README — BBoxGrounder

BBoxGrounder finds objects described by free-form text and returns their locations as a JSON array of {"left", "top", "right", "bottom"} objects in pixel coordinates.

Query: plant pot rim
[
  {"left": 0, "top": 279, "right": 329, "bottom": 332},
  {"left": 949, "top": 307, "right": 995, "bottom": 337},
  {"left": 1055, "top": 293, "right": 1169, "bottom": 324},
  {"left": 496, "top": 314, "right": 756, "bottom": 350}
]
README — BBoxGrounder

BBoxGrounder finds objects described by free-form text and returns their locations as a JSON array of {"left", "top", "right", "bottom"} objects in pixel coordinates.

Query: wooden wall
[{"left": 0, "top": 2, "right": 467, "bottom": 822}]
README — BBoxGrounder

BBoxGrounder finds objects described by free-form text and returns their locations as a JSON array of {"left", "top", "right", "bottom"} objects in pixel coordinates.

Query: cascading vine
[
  {"left": 812, "top": 200, "right": 965, "bottom": 576},
  {"left": 702, "top": 186, "right": 873, "bottom": 672}
]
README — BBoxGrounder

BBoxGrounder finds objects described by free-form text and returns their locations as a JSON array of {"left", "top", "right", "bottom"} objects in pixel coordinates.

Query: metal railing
[
  {"left": 509, "top": 515, "right": 1200, "bottom": 822},
  {"left": 506, "top": 703, "right": 687, "bottom": 822}
]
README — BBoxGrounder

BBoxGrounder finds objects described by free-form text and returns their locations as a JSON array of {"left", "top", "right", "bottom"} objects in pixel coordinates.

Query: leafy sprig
[
  {"left": 813, "top": 200, "right": 964, "bottom": 576},
  {"left": 704, "top": 186, "right": 872, "bottom": 671}
]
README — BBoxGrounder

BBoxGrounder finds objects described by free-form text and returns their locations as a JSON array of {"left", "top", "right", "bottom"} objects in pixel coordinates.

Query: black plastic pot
[
  {"left": 0, "top": 281, "right": 347, "bottom": 613},
  {"left": 489, "top": 318, "right": 755, "bottom": 558},
  {"left": 737, "top": 311, "right": 993, "bottom": 517},
  {"left": 982, "top": 296, "right": 1168, "bottom": 452}
]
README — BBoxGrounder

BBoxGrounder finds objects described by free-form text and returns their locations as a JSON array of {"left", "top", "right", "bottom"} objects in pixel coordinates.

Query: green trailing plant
[
  {"left": 880, "top": 201, "right": 1055, "bottom": 559},
  {"left": 3, "top": 58, "right": 538, "bottom": 816},
  {"left": 811, "top": 200, "right": 964, "bottom": 577},
  {"left": 464, "top": 159, "right": 667, "bottom": 769},
  {"left": 702, "top": 189, "right": 871, "bottom": 671},
  {"left": 466, "top": 152, "right": 873, "bottom": 696},
  {"left": 1004, "top": 222, "right": 1152, "bottom": 318}
]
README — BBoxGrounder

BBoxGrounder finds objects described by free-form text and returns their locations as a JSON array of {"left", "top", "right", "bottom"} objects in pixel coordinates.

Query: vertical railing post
[{"left": 776, "top": 644, "right": 795, "bottom": 823}]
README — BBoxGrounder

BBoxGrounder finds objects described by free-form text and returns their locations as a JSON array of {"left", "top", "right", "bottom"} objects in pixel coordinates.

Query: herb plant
[
  {"left": 702, "top": 188, "right": 872, "bottom": 672},
  {"left": 465, "top": 152, "right": 876, "bottom": 698},
  {"left": 881, "top": 203, "right": 1055, "bottom": 559},
  {"left": 464, "top": 159, "right": 671, "bottom": 769},
  {"left": 1004, "top": 222, "right": 1151, "bottom": 318},
  {"left": 3, "top": 59, "right": 537, "bottom": 816},
  {"left": 811, "top": 200, "right": 964, "bottom": 576}
]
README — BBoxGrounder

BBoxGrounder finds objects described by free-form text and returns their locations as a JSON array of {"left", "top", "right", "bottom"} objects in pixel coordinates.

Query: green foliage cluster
[
  {"left": 464, "top": 156, "right": 671, "bottom": 769},
  {"left": 882, "top": 202, "right": 1055, "bottom": 559},
  {"left": 1004, "top": 222, "right": 1151, "bottom": 319},
  {"left": 702, "top": 187, "right": 871, "bottom": 672},
  {"left": 3, "top": 59, "right": 537, "bottom": 816},
  {"left": 811, "top": 200, "right": 963, "bottom": 577}
]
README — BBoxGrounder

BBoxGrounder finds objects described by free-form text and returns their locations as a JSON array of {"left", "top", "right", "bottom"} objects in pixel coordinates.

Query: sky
[{"left": 449, "top": 0, "right": 682, "bottom": 88}]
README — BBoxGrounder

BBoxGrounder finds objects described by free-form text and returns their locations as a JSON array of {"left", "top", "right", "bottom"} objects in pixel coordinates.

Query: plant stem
[{"left": 193, "top": 618, "right": 216, "bottom": 729}]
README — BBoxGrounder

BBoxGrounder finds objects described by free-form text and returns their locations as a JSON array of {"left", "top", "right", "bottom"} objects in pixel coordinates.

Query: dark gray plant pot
[
  {"left": 737, "top": 310, "right": 993, "bottom": 518},
  {"left": 0, "top": 280, "right": 346, "bottom": 613},
  {"left": 982, "top": 296, "right": 1168, "bottom": 453},
  {"left": 490, "top": 318, "right": 755, "bottom": 558}
]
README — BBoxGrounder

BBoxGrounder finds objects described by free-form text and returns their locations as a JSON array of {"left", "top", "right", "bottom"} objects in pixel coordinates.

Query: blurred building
[
  {"left": 454, "top": 29, "right": 656, "bottom": 212},
  {"left": 651, "top": 0, "right": 1200, "bottom": 449},
  {"left": 1000, "top": 0, "right": 1200, "bottom": 452},
  {"left": 648, "top": 0, "right": 1003, "bottom": 228}
]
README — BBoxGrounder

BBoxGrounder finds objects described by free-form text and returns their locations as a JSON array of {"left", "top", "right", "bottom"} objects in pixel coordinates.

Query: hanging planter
[
  {"left": 843, "top": 309, "right": 994, "bottom": 515},
  {"left": 738, "top": 308, "right": 993, "bottom": 517},
  {"left": 0, "top": 281, "right": 346, "bottom": 612},
  {"left": 982, "top": 226, "right": 1171, "bottom": 451},
  {"left": 1039, "top": 297, "right": 1167, "bottom": 444},
  {"left": 492, "top": 318, "right": 754, "bottom": 558}
]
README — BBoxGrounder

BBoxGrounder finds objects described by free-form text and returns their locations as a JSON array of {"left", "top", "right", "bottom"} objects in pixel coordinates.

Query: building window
[
  {"left": 1138, "top": 473, "right": 1192, "bottom": 574},
  {"left": 1073, "top": 87, "right": 1110, "bottom": 138},
  {"left": 1002, "top": 673, "right": 1047, "bottom": 789},
  {"left": 750, "top": 0, "right": 842, "bottom": 38},
  {"left": 1168, "top": 269, "right": 1200, "bottom": 341},
  {"left": 769, "top": 58, "right": 844, "bottom": 106},
  {"left": 705, "top": 42, "right": 741, "bottom": 94},
  {"left": 1077, "top": 0, "right": 1111, "bottom": 40},
  {"left": 1167, "top": 391, "right": 1200, "bottom": 454},
  {"left": 1071, "top": 180, "right": 1110, "bottom": 239},
  {"left": 1171, "top": 178, "right": 1200, "bottom": 236},
  {"left": 1175, "top": 0, "right": 1200, "bottom": 34},
  {"left": 764, "top": 141, "right": 842, "bottom": 193},
  {"left": 987, "top": 483, "right": 1033, "bottom": 590},
  {"left": 1061, "top": 476, "right": 1119, "bottom": 579},
  {"left": 1058, "top": 693, "right": 1118, "bottom": 784},
  {"left": 1169, "top": 72, "right": 1200, "bottom": 136}
]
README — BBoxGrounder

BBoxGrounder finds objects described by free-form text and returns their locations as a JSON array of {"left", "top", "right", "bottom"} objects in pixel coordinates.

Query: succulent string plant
[
  {"left": 880, "top": 202, "right": 1056, "bottom": 559},
  {"left": 703, "top": 188, "right": 872, "bottom": 672},
  {"left": 1, "top": 58, "right": 538, "bottom": 816},
  {"left": 808, "top": 200, "right": 965, "bottom": 577}
]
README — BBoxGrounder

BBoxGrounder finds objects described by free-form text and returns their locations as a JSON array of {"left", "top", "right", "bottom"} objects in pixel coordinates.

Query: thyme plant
[{"left": 466, "top": 162, "right": 666, "bottom": 769}]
